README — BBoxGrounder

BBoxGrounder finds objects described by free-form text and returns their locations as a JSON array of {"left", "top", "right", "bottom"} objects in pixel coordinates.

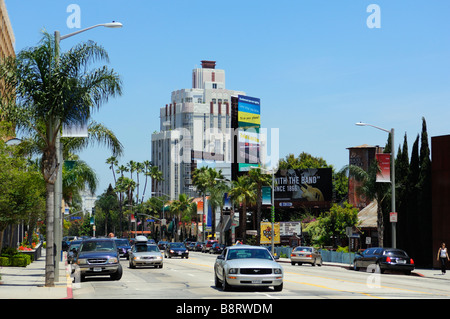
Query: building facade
[{"left": 151, "top": 61, "right": 245, "bottom": 200}]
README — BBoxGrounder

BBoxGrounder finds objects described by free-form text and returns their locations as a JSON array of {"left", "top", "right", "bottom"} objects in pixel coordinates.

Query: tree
[
  {"left": 308, "top": 202, "right": 359, "bottom": 247},
  {"left": 228, "top": 175, "right": 256, "bottom": 243},
  {"left": 248, "top": 168, "right": 272, "bottom": 245},
  {"left": 170, "top": 193, "right": 194, "bottom": 241},
  {"left": 0, "top": 141, "right": 46, "bottom": 250},
  {"left": 0, "top": 32, "right": 122, "bottom": 286},
  {"left": 95, "top": 184, "right": 119, "bottom": 236}
]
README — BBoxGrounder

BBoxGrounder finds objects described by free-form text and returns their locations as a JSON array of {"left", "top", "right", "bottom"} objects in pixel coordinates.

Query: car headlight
[
  {"left": 228, "top": 268, "right": 239, "bottom": 274},
  {"left": 77, "top": 258, "right": 88, "bottom": 265},
  {"left": 170, "top": 250, "right": 174, "bottom": 253},
  {"left": 108, "top": 257, "right": 118, "bottom": 263},
  {"left": 274, "top": 268, "right": 282, "bottom": 274},
  {"left": 185, "top": 250, "right": 189, "bottom": 253}
]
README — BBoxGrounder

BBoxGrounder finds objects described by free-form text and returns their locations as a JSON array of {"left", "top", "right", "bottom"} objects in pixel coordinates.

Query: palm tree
[
  {"left": 248, "top": 168, "right": 273, "bottom": 245},
  {"left": 228, "top": 175, "right": 257, "bottom": 243},
  {"left": 0, "top": 32, "right": 122, "bottom": 286},
  {"left": 170, "top": 193, "right": 194, "bottom": 241},
  {"left": 62, "top": 153, "right": 98, "bottom": 203},
  {"left": 192, "top": 166, "right": 209, "bottom": 240},
  {"left": 341, "top": 162, "right": 390, "bottom": 247}
]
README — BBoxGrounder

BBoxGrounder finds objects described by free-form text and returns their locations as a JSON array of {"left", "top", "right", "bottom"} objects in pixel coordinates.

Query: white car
[
  {"left": 129, "top": 237, "right": 163, "bottom": 268},
  {"left": 214, "top": 245, "right": 283, "bottom": 291}
]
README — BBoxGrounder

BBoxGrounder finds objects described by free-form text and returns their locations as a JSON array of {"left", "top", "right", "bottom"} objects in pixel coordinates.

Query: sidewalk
[
  {"left": 0, "top": 250, "right": 72, "bottom": 299},
  {"left": 278, "top": 257, "right": 450, "bottom": 279}
]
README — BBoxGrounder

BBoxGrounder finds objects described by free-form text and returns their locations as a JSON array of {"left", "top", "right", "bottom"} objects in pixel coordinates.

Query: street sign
[{"left": 390, "top": 212, "right": 398, "bottom": 223}]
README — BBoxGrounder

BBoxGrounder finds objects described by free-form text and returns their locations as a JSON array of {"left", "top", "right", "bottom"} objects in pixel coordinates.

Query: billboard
[
  {"left": 274, "top": 168, "right": 332, "bottom": 205},
  {"left": 237, "top": 95, "right": 260, "bottom": 171}
]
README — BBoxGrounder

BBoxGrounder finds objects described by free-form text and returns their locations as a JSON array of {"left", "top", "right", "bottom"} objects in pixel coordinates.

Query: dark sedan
[
  {"left": 164, "top": 242, "right": 189, "bottom": 258},
  {"left": 353, "top": 247, "right": 414, "bottom": 275}
]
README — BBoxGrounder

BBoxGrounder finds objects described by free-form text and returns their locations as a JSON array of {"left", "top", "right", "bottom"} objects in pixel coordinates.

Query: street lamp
[
  {"left": 355, "top": 122, "right": 396, "bottom": 248},
  {"left": 250, "top": 166, "right": 276, "bottom": 255},
  {"left": 53, "top": 22, "right": 123, "bottom": 281}
]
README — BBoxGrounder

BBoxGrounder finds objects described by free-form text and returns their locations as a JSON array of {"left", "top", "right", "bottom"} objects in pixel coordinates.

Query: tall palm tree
[
  {"left": 170, "top": 193, "right": 194, "bottom": 241},
  {"left": 248, "top": 168, "right": 273, "bottom": 245},
  {"left": 341, "top": 162, "right": 390, "bottom": 247},
  {"left": 0, "top": 32, "right": 122, "bottom": 286},
  {"left": 192, "top": 166, "right": 209, "bottom": 240},
  {"left": 228, "top": 175, "right": 257, "bottom": 243}
]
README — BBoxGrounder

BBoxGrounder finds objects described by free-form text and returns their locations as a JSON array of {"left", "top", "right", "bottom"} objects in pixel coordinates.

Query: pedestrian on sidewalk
[{"left": 437, "top": 242, "right": 449, "bottom": 274}]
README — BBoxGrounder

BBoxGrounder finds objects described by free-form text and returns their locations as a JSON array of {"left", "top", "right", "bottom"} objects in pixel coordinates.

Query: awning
[
  {"left": 357, "top": 200, "right": 378, "bottom": 228},
  {"left": 217, "top": 215, "right": 232, "bottom": 233}
]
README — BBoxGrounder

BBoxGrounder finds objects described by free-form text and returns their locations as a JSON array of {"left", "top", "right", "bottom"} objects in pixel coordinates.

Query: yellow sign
[
  {"left": 238, "top": 111, "right": 260, "bottom": 125},
  {"left": 260, "top": 222, "right": 280, "bottom": 245}
]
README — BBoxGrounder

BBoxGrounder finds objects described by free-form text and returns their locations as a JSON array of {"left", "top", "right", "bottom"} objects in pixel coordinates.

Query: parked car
[
  {"left": 128, "top": 237, "right": 163, "bottom": 269},
  {"left": 214, "top": 245, "right": 283, "bottom": 291},
  {"left": 67, "top": 240, "right": 83, "bottom": 264},
  {"left": 187, "top": 242, "right": 196, "bottom": 251},
  {"left": 194, "top": 242, "right": 204, "bottom": 252},
  {"left": 290, "top": 246, "right": 322, "bottom": 266},
  {"left": 165, "top": 242, "right": 189, "bottom": 258},
  {"left": 353, "top": 247, "right": 415, "bottom": 275},
  {"left": 114, "top": 238, "right": 131, "bottom": 259},
  {"left": 210, "top": 243, "right": 225, "bottom": 254},
  {"left": 202, "top": 240, "right": 218, "bottom": 253},
  {"left": 73, "top": 238, "right": 122, "bottom": 281}
]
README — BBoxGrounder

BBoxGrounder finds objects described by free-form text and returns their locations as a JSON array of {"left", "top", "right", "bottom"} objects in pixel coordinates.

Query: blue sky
[{"left": 6, "top": 0, "right": 450, "bottom": 197}]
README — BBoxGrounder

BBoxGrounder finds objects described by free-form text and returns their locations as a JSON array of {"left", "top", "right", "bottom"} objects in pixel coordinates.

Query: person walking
[{"left": 437, "top": 242, "right": 449, "bottom": 274}]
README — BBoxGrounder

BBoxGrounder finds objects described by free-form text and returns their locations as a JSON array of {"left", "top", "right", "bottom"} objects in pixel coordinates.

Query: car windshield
[
  {"left": 170, "top": 243, "right": 185, "bottom": 248},
  {"left": 227, "top": 248, "right": 273, "bottom": 260},
  {"left": 80, "top": 241, "right": 115, "bottom": 252},
  {"left": 135, "top": 244, "right": 159, "bottom": 253},
  {"left": 294, "top": 247, "right": 312, "bottom": 252},
  {"left": 115, "top": 239, "right": 129, "bottom": 246}
]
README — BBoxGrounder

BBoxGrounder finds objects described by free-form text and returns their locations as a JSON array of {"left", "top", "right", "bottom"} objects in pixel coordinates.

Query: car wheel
[
  {"left": 214, "top": 270, "right": 221, "bottom": 288},
  {"left": 317, "top": 258, "right": 322, "bottom": 267},
  {"left": 222, "top": 271, "right": 231, "bottom": 291},
  {"left": 129, "top": 260, "right": 136, "bottom": 269},
  {"left": 273, "top": 283, "right": 283, "bottom": 292},
  {"left": 353, "top": 260, "right": 360, "bottom": 271},
  {"left": 110, "top": 264, "right": 123, "bottom": 281},
  {"left": 291, "top": 261, "right": 295, "bottom": 265}
]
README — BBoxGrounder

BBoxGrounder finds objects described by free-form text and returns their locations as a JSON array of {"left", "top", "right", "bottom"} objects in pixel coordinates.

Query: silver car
[
  {"left": 129, "top": 243, "right": 163, "bottom": 268},
  {"left": 214, "top": 245, "right": 283, "bottom": 291},
  {"left": 290, "top": 246, "right": 322, "bottom": 266}
]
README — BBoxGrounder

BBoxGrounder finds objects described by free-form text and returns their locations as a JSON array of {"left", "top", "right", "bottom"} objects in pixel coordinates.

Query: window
[{"left": 212, "top": 83, "right": 217, "bottom": 89}]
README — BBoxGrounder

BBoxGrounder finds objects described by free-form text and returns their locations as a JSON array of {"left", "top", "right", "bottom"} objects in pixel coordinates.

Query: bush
[
  {"left": 0, "top": 256, "right": 10, "bottom": 266},
  {"left": 10, "top": 255, "right": 29, "bottom": 267}
]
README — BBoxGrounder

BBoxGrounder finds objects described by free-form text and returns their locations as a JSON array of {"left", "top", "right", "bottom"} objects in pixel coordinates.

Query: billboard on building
[
  {"left": 274, "top": 168, "right": 332, "bottom": 205},
  {"left": 237, "top": 95, "right": 260, "bottom": 172}
]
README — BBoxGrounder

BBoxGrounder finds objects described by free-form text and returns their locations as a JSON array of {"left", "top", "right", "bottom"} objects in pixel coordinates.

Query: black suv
[{"left": 73, "top": 238, "right": 123, "bottom": 281}]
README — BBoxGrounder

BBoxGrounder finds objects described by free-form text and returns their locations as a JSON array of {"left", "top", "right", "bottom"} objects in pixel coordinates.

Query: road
[{"left": 72, "top": 250, "right": 450, "bottom": 300}]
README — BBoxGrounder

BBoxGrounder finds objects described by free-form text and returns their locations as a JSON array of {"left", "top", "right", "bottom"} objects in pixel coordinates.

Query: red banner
[{"left": 376, "top": 153, "right": 391, "bottom": 183}]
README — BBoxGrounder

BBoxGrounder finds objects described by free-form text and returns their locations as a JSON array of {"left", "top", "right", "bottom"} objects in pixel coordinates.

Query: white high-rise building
[{"left": 151, "top": 61, "right": 245, "bottom": 200}]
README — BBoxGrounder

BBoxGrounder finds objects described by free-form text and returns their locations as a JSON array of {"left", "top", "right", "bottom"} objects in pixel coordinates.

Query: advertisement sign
[
  {"left": 279, "top": 222, "right": 301, "bottom": 236},
  {"left": 238, "top": 95, "right": 260, "bottom": 128},
  {"left": 274, "top": 168, "right": 332, "bottom": 203},
  {"left": 238, "top": 95, "right": 260, "bottom": 171},
  {"left": 260, "top": 222, "right": 280, "bottom": 245},
  {"left": 262, "top": 186, "right": 272, "bottom": 205},
  {"left": 376, "top": 153, "right": 391, "bottom": 183}
]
